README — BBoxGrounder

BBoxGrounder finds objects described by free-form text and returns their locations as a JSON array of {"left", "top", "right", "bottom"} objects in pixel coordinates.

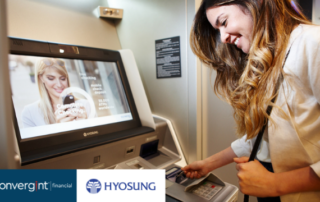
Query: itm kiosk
[{"left": 8, "top": 37, "right": 238, "bottom": 202}]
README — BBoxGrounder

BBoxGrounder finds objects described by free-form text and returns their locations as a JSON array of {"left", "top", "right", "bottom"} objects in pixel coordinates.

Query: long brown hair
[{"left": 191, "top": 0, "right": 310, "bottom": 138}]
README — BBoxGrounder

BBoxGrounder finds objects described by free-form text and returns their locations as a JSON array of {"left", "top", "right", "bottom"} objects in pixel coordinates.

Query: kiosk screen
[{"left": 9, "top": 55, "right": 132, "bottom": 140}]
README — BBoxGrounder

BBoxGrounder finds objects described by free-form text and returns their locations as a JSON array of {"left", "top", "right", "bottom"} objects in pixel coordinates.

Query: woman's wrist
[
  {"left": 271, "top": 166, "right": 320, "bottom": 196},
  {"left": 203, "top": 146, "right": 237, "bottom": 171},
  {"left": 273, "top": 172, "right": 285, "bottom": 196},
  {"left": 267, "top": 172, "right": 282, "bottom": 196},
  {"left": 203, "top": 157, "right": 218, "bottom": 171}
]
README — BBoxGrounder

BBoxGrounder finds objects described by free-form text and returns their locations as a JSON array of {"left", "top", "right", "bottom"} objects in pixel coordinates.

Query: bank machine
[{"left": 8, "top": 37, "right": 238, "bottom": 202}]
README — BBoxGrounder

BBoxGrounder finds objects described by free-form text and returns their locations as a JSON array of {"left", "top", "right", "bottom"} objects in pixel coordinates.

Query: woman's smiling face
[
  {"left": 40, "top": 67, "right": 69, "bottom": 99},
  {"left": 206, "top": 4, "right": 254, "bottom": 53}
]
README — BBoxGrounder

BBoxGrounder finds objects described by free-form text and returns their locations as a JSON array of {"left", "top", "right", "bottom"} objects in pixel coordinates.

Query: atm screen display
[{"left": 9, "top": 55, "right": 132, "bottom": 140}]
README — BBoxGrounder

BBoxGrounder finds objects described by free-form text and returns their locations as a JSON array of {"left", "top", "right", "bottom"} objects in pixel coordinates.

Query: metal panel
[
  {"left": 186, "top": 0, "right": 200, "bottom": 163},
  {"left": 107, "top": 0, "right": 198, "bottom": 164}
]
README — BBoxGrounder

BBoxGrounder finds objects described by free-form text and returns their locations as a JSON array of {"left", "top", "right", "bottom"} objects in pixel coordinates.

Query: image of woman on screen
[{"left": 21, "top": 58, "right": 91, "bottom": 128}]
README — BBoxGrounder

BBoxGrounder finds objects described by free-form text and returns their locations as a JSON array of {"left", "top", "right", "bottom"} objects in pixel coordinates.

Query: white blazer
[{"left": 231, "top": 24, "right": 320, "bottom": 202}]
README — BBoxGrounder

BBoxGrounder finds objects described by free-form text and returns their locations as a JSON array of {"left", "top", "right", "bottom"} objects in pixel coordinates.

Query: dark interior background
[{"left": 296, "top": 0, "right": 313, "bottom": 21}]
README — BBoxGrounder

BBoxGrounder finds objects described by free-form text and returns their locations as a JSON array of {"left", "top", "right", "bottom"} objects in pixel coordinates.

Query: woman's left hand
[{"left": 234, "top": 157, "right": 278, "bottom": 197}]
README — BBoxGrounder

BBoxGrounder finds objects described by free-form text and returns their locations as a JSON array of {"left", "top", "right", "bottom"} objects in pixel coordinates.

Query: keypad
[{"left": 191, "top": 181, "right": 222, "bottom": 200}]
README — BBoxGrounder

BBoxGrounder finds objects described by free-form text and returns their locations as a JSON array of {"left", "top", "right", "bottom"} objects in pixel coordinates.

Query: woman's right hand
[
  {"left": 181, "top": 147, "right": 237, "bottom": 179},
  {"left": 181, "top": 160, "right": 211, "bottom": 179},
  {"left": 55, "top": 108, "right": 76, "bottom": 123}
]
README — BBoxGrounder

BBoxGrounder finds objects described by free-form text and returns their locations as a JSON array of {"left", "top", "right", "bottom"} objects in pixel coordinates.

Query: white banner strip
[{"left": 77, "top": 170, "right": 165, "bottom": 202}]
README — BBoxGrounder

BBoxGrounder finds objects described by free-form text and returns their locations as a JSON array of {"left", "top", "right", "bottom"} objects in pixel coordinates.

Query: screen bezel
[{"left": 9, "top": 37, "right": 150, "bottom": 165}]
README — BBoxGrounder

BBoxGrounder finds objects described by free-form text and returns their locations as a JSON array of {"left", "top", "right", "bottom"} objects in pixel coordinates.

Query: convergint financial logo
[
  {"left": 0, "top": 181, "right": 73, "bottom": 192},
  {"left": 86, "top": 179, "right": 156, "bottom": 194},
  {"left": 0, "top": 181, "right": 48, "bottom": 192}
]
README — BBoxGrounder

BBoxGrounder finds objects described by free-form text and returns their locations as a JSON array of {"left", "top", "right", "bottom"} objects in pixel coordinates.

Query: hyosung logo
[{"left": 86, "top": 179, "right": 101, "bottom": 194}]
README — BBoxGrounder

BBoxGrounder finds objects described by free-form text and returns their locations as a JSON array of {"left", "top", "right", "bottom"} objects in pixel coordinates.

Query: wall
[
  {"left": 106, "top": 0, "right": 199, "bottom": 164},
  {"left": 7, "top": 0, "right": 121, "bottom": 50},
  {"left": 313, "top": 0, "right": 320, "bottom": 25}
]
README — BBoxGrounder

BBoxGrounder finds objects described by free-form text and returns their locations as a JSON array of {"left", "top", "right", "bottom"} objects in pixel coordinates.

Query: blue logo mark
[{"left": 86, "top": 179, "right": 101, "bottom": 194}]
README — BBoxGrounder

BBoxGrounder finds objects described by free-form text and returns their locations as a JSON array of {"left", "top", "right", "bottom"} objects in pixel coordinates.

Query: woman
[
  {"left": 181, "top": 0, "right": 320, "bottom": 201},
  {"left": 21, "top": 58, "right": 90, "bottom": 127}
]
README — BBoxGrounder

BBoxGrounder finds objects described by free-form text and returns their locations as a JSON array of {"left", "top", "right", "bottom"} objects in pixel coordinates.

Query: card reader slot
[{"left": 180, "top": 178, "right": 197, "bottom": 187}]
